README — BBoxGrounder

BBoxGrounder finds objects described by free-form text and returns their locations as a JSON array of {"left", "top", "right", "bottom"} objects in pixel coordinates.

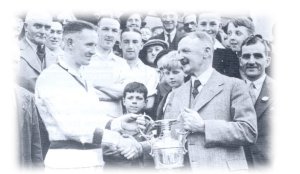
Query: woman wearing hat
[{"left": 139, "top": 39, "right": 169, "bottom": 68}]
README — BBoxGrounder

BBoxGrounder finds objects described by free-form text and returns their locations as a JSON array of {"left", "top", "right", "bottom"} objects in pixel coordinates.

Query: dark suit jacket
[
  {"left": 18, "top": 38, "right": 56, "bottom": 93},
  {"left": 150, "top": 30, "right": 185, "bottom": 50},
  {"left": 164, "top": 70, "right": 257, "bottom": 171},
  {"left": 245, "top": 76, "right": 273, "bottom": 168},
  {"left": 213, "top": 48, "right": 241, "bottom": 79},
  {"left": 16, "top": 86, "right": 44, "bottom": 168}
]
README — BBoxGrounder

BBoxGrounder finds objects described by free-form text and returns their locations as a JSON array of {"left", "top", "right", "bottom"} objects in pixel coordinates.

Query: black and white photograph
[{"left": 1, "top": 0, "right": 299, "bottom": 173}]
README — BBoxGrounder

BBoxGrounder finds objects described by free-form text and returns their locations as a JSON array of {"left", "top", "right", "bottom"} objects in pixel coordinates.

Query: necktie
[
  {"left": 249, "top": 82, "right": 257, "bottom": 104},
  {"left": 37, "top": 44, "right": 46, "bottom": 63},
  {"left": 192, "top": 80, "right": 201, "bottom": 98},
  {"left": 167, "top": 33, "right": 171, "bottom": 46}
]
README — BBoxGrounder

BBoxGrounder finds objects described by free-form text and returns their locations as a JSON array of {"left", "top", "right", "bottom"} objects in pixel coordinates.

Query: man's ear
[
  {"left": 265, "top": 55, "right": 271, "bottom": 68},
  {"left": 23, "top": 23, "right": 28, "bottom": 32},
  {"left": 66, "top": 38, "right": 73, "bottom": 49},
  {"left": 203, "top": 47, "right": 212, "bottom": 59},
  {"left": 122, "top": 97, "right": 126, "bottom": 105}
]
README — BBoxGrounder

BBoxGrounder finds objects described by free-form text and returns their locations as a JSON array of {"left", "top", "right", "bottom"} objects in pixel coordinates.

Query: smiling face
[
  {"left": 177, "top": 36, "right": 207, "bottom": 75},
  {"left": 126, "top": 13, "right": 142, "bottom": 30},
  {"left": 69, "top": 29, "right": 98, "bottom": 66},
  {"left": 161, "top": 12, "right": 178, "bottom": 33},
  {"left": 46, "top": 22, "right": 63, "bottom": 50},
  {"left": 97, "top": 17, "right": 120, "bottom": 50},
  {"left": 197, "top": 14, "right": 221, "bottom": 39},
  {"left": 123, "top": 92, "right": 147, "bottom": 114},
  {"left": 227, "top": 22, "right": 250, "bottom": 52},
  {"left": 240, "top": 42, "right": 270, "bottom": 81},
  {"left": 121, "top": 31, "right": 143, "bottom": 60}
]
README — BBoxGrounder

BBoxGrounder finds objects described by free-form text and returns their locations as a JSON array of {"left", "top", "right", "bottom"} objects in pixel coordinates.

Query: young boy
[
  {"left": 156, "top": 51, "right": 186, "bottom": 120},
  {"left": 103, "top": 82, "right": 153, "bottom": 169}
]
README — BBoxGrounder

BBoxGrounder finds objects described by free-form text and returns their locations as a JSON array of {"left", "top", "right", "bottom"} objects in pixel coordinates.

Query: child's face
[
  {"left": 163, "top": 68, "right": 185, "bottom": 89},
  {"left": 123, "top": 92, "right": 147, "bottom": 114}
]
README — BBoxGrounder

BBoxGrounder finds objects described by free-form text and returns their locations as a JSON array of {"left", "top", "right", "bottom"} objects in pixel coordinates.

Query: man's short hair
[
  {"left": 238, "top": 34, "right": 272, "bottom": 57},
  {"left": 123, "top": 82, "right": 148, "bottom": 99},
  {"left": 120, "top": 28, "right": 142, "bottom": 39},
  {"left": 228, "top": 17, "right": 255, "bottom": 35},
  {"left": 63, "top": 20, "right": 96, "bottom": 36},
  {"left": 97, "top": 15, "right": 120, "bottom": 27}
]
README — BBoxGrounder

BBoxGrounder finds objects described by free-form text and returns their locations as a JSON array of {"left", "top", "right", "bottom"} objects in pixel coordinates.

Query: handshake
[{"left": 102, "top": 113, "right": 147, "bottom": 160}]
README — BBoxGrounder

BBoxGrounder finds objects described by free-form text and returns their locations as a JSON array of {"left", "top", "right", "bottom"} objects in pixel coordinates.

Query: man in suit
[
  {"left": 239, "top": 35, "right": 273, "bottom": 168},
  {"left": 164, "top": 31, "right": 257, "bottom": 171},
  {"left": 17, "top": 11, "right": 53, "bottom": 93},
  {"left": 150, "top": 12, "right": 185, "bottom": 50}
]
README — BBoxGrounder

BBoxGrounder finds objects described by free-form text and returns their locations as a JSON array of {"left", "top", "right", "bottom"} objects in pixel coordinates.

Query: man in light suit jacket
[
  {"left": 239, "top": 35, "right": 273, "bottom": 168},
  {"left": 164, "top": 32, "right": 257, "bottom": 171},
  {"left": 150, "top": 12, "right": 185, "bottom": 50},
  {"left": 17, "top": 11, "right": 53, "bottom": 93}
]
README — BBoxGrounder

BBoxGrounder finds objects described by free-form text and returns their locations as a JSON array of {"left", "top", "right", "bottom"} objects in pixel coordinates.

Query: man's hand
[
  {"left": 120, "top": 114, "right": 146, "bottom": 133},
  {"left": 117, "top": 135, "right": 142, "bottom": 159},
  {"left": 180, "top": 108, "right": 205, "bottom": 133},
  {"left": 102, "top": 143, "right": 120, "bottom": 156}
]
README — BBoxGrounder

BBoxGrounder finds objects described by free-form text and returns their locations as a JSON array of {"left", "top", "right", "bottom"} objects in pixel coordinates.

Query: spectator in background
[
  {"left": 238, "top": 35, "right": 273, "bottom": 169},
  {"left": 84, "top": 16, "right": 131, "bottom": 117},
  {"left": 197, "top": 13, "right": 242, "bottom": 78},
  {"left": 227, "top": 17, "right": 255, "bottom": 79},
  {"left": 139, "top": 39, "right": 168, "bottom": 68},
  {"left": 140, "top": 27, "right": 152, "bottom": 43},
  {"left": 183, "top": 14, "right": 197, "bottom": 33},
  {"left": 150, "top": 12, "right": 184, "bottom": 50},
  {"left": 17, "top": 11, "right": 53, "bottom": 93},
  {"left": 120, "top": 28, "right": 159, "bottom": 119},
  {"left": 120, "top": 12, "right": 145, "bottom": 31},
  {"left": 45, "top": 21, "right": 64, "bottom": 65},
  {"left": 156, "top": 52, "right": 186, "bottom": 121},
  {"left": 151, "top": 26, "right": 164, "bottom": 37}
]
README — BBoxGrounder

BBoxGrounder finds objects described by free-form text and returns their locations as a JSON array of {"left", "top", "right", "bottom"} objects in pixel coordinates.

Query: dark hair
[
  {"left": 238, "top": 34, "right": 272, "bottom": 57},
  {"left": 63, "top": 20, "right": 96, "bottom": 36},
  {"left": 123, "top": 82, "right": 148, "bottom": 99},
  {"left": 228, "top": 17, "right": 255, "bottom": 35},
  {"left": 120, "top": 28, "right": 141, "bottom": 38}
]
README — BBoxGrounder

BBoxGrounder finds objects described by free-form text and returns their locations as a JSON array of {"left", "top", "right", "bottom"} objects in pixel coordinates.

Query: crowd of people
[{"left": 14, "top": 10, "right": 274, "bottom": 171}]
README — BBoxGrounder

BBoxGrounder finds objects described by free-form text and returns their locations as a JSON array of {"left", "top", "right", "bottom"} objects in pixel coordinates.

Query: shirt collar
[
  {"left": 244, "top": 74, "right": 266, "bottom": 90},
  {"left": 192, "top": 67, "right": 214, "bottom": 86},
  {"left": 94, "top": 49, "right": 117, "bottom": 61},
  {"left": 164, "top": 28, "right": 177, "bottom": 41},
  {"left": 58, "top": 56, "right": 83, "bottom": 78}
]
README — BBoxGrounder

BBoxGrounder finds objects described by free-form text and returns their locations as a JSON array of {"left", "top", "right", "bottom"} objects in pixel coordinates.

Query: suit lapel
[
  {"left": 192, "top": 70, "right": 224, "bottom": 112},
  {"left": 175, "top": 81, "right": 192, "bottom": 109},
  {"left": 20, "top": 39, "right": 42, "bottom": 73},
  {"left": 255, "top": 76, "right": 272, "bottom": 118}
]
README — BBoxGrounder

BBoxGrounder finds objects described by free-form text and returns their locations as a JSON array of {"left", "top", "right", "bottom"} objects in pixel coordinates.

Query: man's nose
[{"left": 248, "top": 55, "right": 256, "bottom": 64}]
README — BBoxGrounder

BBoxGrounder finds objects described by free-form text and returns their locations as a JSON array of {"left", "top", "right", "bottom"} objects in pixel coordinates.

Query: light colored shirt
[
  {"left": 83, "top": 50, "right": 130, "bottom": 116},
  {"left": 192, "top": 66, "right": 214, "bottom": 94},
  {"left": 127, "top": 59, "right": 159, "bottom": 96},
  {"left": 164, "top": 28, "right": 177, "bottom": 43},
  {"left": 35, "top": 58, "right": 113, "bottom": 144},
  {"left": 245, "top": 74, "right": 266, "bottom": 101}
]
